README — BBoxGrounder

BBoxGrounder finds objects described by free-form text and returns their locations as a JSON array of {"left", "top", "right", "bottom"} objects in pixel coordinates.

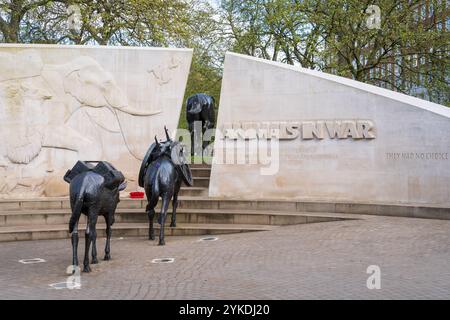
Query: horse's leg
[
  {"left": 71, "top": 220, "right": 79, "bottom": 272},
  {"left": 104, "top": 213, "right": 112, "bottom": 261},
  {"left": 201, "top": 104, "right": 214, "bottom": 150},
  {"left": 189, "top": 123, "right": 195, "bottom": 157},
  {"left": 146, "top": 194, "right": 158, "bottom": 241},
  {"left": 189, "top": 114, "right": 202, "bottom": 157},
  {"left": 202, "top": 119, "right": 210, "bottom": 150},
  {"left": 188, "top": 111, "right": 197, "bottom": 157},
  {"left": 158, "top": 193, "right": 171, "bottom": 246},
  {"left": 170, "top": 181, "right": 181, "bottom": 228},
  {"left": 170, "top": 193, "right": 178, "bottom": 228}
]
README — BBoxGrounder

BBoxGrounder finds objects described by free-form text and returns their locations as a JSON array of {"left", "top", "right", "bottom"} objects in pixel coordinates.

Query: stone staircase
[
  {"left": 0, "top": 165, "right": 355, "bottom": 242},
  {"left": 1, "top": 164, "right": 448, "bottom": 242}
]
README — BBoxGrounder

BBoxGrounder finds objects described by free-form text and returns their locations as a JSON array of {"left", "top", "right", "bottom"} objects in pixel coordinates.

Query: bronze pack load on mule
[
  {"left": 64, "top": 161, "right": 127, "bottom": 273},
  {"left": 139, "top": 127, "right": 193, "bottom": 246}
]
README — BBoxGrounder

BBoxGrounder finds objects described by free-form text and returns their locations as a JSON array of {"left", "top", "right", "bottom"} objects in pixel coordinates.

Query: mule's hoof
[
  {"left": 83, "top": 265, "right": 91, "bottom": 273},
  {"left": 91, "top": 258, "right": 98, "bottom": 264},
  {"left": 170, "top": 223, "right": 176, "bottom": 228},
  {"left": 66, "top": 265, "right": 79, "bottom": 275},
  {"left": 149, "top": 235, "right": 155, "bottom": 241},
  {"left": 158, "top": 240, "right": 166, "bottom": 246},
  {"left": 104, "top": 254, "right": 111, "bottom": 261}
]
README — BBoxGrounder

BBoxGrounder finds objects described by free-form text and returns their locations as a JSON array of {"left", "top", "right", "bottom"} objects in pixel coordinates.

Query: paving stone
[{"left": 0, "top": 216, "right": 449, "bottom": 299}]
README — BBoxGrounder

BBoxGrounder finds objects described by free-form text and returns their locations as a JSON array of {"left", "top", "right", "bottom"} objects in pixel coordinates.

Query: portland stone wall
[
  {"left": 209, "top": 52, "right": 450, "bottom": 206},
  {"left": 0, "top": 44, "right": 192, "bottom": 198}
]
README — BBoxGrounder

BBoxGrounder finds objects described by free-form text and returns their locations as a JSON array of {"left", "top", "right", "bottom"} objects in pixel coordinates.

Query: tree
[
  {"left": 0, "top": 0, "right": 62, "bottom": 43},
  {"left": 219, "top": 0, "right": 449, "bottom": 106},
  {"left": 1, "top": 0, "right": 448, "bottom": 106},
  {"left": 314, "top": 0, "right": 449, "bottom": 105},
  {"left": 0, "top": 0, "right": 225, "bottom": 127},
  {"left": 219, "top": 0, "right": 327, "bottom": 66},
  {"left": 3, "top": 0, "right": 199, "bottom": 46},
  {"left": 179, "top": 0, "right": 224, "bottom": 129}
]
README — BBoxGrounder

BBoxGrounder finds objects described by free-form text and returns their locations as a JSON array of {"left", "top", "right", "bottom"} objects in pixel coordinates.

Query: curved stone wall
[{"left": 209, "top": 52, "right": 450, "bottom": 206}]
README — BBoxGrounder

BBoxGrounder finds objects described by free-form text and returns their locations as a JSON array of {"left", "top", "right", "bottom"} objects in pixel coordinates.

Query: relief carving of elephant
[{"left": 0, "top": 49, "right": 165, "bottom": 197}]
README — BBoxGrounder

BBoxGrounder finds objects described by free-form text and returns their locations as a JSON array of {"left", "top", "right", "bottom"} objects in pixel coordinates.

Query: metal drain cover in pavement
[
  {"left": 151, "top": 258, "right": 175, "bottom": 264},
  {"left": 18, "top": 258, "right": 46, "bottom": 264},
  {"left": 198, "top": 237, "right": 219, "bottom": 242}
]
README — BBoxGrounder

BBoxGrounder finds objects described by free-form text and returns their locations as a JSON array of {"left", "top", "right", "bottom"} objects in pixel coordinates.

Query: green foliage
[
  {"left": 0, "top": 0, "right": 448, "bottom": 110},
  {"left": 219, "top": 0, "right": 449, "bottom": 106},
  {"left": 0, "top": 0, "right": 224, "bottom": 129},
  {"left": 180, "top": 49, "right": 223, "bottom": 129}
]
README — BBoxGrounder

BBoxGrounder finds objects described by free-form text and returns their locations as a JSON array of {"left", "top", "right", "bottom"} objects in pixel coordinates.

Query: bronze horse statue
[
  {"left": 139, "top": 127, "right": 193, "bottom": 245},
  {"left": 186, "top": 93, "right": 216, "bottom": 155}
]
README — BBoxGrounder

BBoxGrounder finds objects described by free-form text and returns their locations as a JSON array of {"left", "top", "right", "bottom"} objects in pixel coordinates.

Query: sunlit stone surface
[
  {"left": 210, "top": 52, "right": 450, "bottom": 206},
  {"left": 0, "top": 44, "right": 192, "bottom": 198}
]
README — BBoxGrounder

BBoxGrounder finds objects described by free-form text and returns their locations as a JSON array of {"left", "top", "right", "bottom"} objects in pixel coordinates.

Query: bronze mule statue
[
  {"left": 139, "top": 127, "right": 193, "bottom": 245},
  {"left": 64, "top": 161, "right": 127, "bottom": 273}
]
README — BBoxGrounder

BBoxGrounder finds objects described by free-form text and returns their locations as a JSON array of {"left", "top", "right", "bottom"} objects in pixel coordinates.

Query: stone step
[
  {"left": 0, "top": 208, "right": 351, "bottom": 227},
  {"left": 189, "top": 163, "right": 212, "bottom": 169},
  {"left": 0, "top": 223, "right": 274, "bottom": 242},
  {"left": 1, "top": 197, "right": 448, "bottom": 220},
  {"left": 179, "top": 187, "right": 208, "bottom": 197},
  {"left": 192, "top": 177, "right": 210, "bottom": 188},
  {"left": 190, "top": 167, "right": 211, "bottom": 177}
]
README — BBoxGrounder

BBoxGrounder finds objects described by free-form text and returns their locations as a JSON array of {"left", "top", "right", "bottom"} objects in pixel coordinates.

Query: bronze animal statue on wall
[{"left": 186, "top": 93, "right": 216, "bottom": 156}]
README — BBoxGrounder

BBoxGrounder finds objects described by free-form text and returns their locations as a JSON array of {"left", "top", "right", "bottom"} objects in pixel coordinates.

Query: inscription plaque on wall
[{"left": 220, "top": 120, "right": 376, "bottom": 140}]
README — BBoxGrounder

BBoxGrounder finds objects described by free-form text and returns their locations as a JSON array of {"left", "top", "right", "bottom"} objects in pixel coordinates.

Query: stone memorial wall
[
  {"left": 209, "top": 52, "right": 450, "bottom": 206},
  {"left": 0, "top": 44, "right": 192, "bottom": 198}
]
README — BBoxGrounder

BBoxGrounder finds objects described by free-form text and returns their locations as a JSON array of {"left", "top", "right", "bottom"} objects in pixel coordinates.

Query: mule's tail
[{"left": 69, "top": 189, "right": 84, "bottom": 234}]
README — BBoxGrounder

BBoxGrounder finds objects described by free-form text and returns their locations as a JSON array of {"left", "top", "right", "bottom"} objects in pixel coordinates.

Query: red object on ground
[{"left": 130, "top": 192, "right": 145, "bottom": 199}]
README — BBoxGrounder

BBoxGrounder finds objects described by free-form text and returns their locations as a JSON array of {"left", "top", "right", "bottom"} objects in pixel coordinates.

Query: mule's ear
[
  {"left": 154, "top": 135, "right": 159, "bottom": 146},
  {"left": 164, "top": 126, "right": 171, "bottom": 141},
  {"left": 118, "top": 181, "right": 127, "bottom": 192}
]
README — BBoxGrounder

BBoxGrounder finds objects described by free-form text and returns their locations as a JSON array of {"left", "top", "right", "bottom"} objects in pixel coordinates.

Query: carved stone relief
[{"left": 0, "top": 45, "right": 192, "bottom": 198}]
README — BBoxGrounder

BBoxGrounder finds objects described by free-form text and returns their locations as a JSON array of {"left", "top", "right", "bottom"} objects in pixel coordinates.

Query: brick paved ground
[{"left": 0, "top": 216, "right": 449, "bottom": 299}]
